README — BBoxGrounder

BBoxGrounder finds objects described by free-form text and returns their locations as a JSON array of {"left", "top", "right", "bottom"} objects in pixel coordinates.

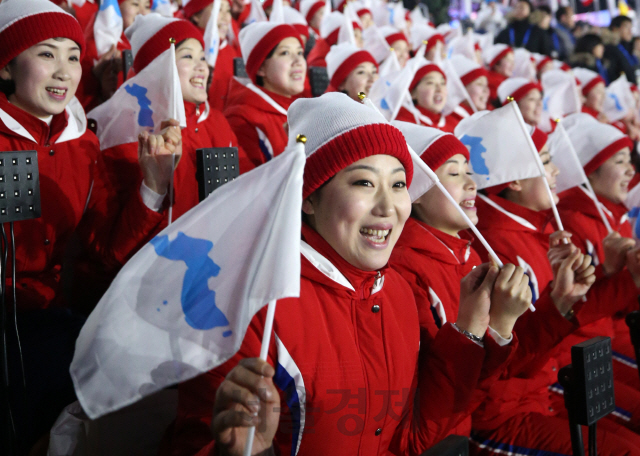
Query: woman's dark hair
[
  {"left": 0, "top": 58, "right": 15, "bottom": 97},
  {"left": 255, "top": 45, "right": 278, "bottom": 87},
  {"left": 574, "top": 33, "right": 603, "bottom": 55},
  {"left": 536, "top": 5, "right": 552, "bottom": 15}
]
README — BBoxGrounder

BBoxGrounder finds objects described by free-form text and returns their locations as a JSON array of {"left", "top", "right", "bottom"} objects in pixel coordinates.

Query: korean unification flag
[
  {"left": 626, "top": 178, "right": 640, "bottom": 239},
  {"left": 548, "top": 122, "right": 588, "bottom": 193},
  {"left": 540, "top": 69, "right": 582, "bottom": 121},
  {"left": 87, "top": 45, "right": 187, "bottom": 151},
  {"left": 204, "top": 0, "right": 223, "bottom": 67},
  {"left": 94, "top": 0, "right": 124, "bottom": 57},
  {"left": 71, "top": 145, "right": 305, "bottom": 419},
  {"left": 454, "top": 103, "right": 541, "bottom": 190},
  {"left": 603, "top": 74, "right": 636, "bottom": 122}
]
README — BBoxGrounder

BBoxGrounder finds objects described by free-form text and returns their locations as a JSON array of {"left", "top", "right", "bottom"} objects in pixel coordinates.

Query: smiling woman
[
  {"left": 224, "top": 22, "right": 307, "bottom": 173},
  {"left": 0, "top": 0, "right": 101, "bottom": 450}
]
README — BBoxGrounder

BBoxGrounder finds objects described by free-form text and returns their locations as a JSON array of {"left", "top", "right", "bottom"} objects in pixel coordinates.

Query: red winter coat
[
  {"left": 390, "top": 218, "right": 517, "bottom": 438},
  {"left": 224, "top": 79, "right": 291, "bottom": 173},
  {"left": 77, "top": 30, "right": 131, "bottom": 112},
  {"left": 0, "top": 94, "right": 98, "bottom": 310},
  {"left": 472, "top": 194, "right": 580, "bottom": 429},
  {"left": 166, "top": 223, "right": 490, "bottom": 456},
  {"left": 208, "top": 41, "right": 240, "bottom": 112},
  {"left": 448, "top": 102, "right": 474, "bottom": 127},
  {"left": 486, "top": 70, "right": 506, "bottom": 105},
  {"left": 554, "top": 186, "right": 640, "bottom": 366},
  {"left": 74, "top": 0, "right": 99, "bottom": 32},
  {"left": 395, "top": 106, "right": 457, "bottom": 133},
  {"left": 80, "top": 101, "right": 241, "bottom": 272},
  {"left": 306, "top": 37, "right": 332, "bottom": 67}
]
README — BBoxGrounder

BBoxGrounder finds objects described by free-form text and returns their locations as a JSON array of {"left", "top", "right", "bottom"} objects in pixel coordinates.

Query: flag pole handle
[
  {"left": 244, "top": 299, "right": 277, "bottom": 456},
  {"left": 168, "top": 153, "right": 175, "bottom": 226}
]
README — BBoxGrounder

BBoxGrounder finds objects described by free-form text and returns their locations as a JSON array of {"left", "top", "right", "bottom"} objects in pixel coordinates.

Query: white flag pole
[
  {"left": 243, "top": 298, "right": 277, "bottom": 456},
  {"left": 556, "top": 122, "right": 613, "bottom": 233},
  {"left": 510, "top": 101, "right": 565, "bottom": 231},
  {"left": 168, "top": 153, "right": 175, "bottom": 226}
]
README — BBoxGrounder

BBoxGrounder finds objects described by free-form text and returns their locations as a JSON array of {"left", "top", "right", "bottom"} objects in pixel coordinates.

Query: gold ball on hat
[
  {"left": 296, "top": 134, "right": 307, "bottom": 144},
  {"left": 389, "top": 47, "right": 394, "bottom": 51},
  {"left": 357, "top": 92, "right": 366, "bottom": 100},
  {"left": 507, "top": 96, "right": 515, "bottom": 103},
  {"left": 554, "top": 118, "right": 561, "bottom": 123},
  {"left": 169, "top": 37, "right": 176, "bottom": 44},
  {"left": 423, "top": 40, "right": 428, "bottom": 45}
]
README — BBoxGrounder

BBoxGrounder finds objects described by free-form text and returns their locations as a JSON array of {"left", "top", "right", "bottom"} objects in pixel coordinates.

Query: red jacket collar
[
  {"left": 225, "top": 79, "right": 292, "bottom": 116},
  {"left": 396, "top": 217, "right": 474, "bottom": 265},
  {"left": 0, "top": 93, "right": 68, "bottom": 145},
  {"left": 558, "top": 186, "right": 628, "bottom": 230},
  {"left": 416, "top": 105, "right": 443, "bottom": 124},
  {"left": 301, "top": 222, "right": 386, "bottom": 299},
  {"left": 581, "top": 105, "right": 600, "bottom": 119},
  {"left": 476, "top": 193, "right": 553, "bottom": 234}
]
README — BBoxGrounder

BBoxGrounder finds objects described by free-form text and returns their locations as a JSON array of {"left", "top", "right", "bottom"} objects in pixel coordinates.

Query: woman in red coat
[
  {"left": 482, "top": 43, "right": 514, "bottom": 106},
  {"left": 559, "top": 113, "right": 640, "bottom": 390},
  {"left": 0, "top": 0, "right": 100, "bottom": 449},
  {"left": 76, "top": 0, "right": 152, "bottom": 111},
  {"left": 78, "top": 15, "right": 241, "bottom": 307},
  {"left": 166, "top": 93, "right": 508, "bottom": 456},
  {"left": 395, "top": 63, "right": 458, "bottom": 133},
  {"left": 224, "top": 22, "right": 306, "bottom": 173},
  {"left": 389, "top": 121, "right": 533, "bottom": 440},
  {"left": 453, "top": 116, "right": 640, "bottom": 454},
  {"left": 325, "top": 42, "right": 378, "bottom": 100}
]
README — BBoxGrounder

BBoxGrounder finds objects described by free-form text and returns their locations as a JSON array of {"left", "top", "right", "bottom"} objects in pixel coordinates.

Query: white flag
[
  {"left": 604, "top": 74, "right": 636, "bottom": 122},
  {"left": 71, "top": 145, "right": 305, "bottom": 419},
  {"left": 94, "top": 0, "right": 123, "bottom": 57},
  {"left": 362, "top": 26, "right": 392, "bottom": 63},
  {"left": 88, "top": 45, "right": 187, "bottom": 151},
  {"left": 540, "top": 69, "right": 582, "bottom": 121},
  {"left": 512, "top": 48, "right": 536, "bottom": 81},
  {"left": 548, "top": 122, "right": 588, "bottom": 193},
  {"left": 269, "top": 0, "right": 285, "bottom": 23},
  {"left": 243, "top": 0, "right": 268, "bottom": 25},
  {"left": 454, "top": 103, "right": 541, "bottom": 190},
  {"left": 204, "top": 0, "right": 223, "bottom": 66},
  {"left": 439, "top": 57, "right": 475, "bottom": 116},
  {"left": 152, "top": 0, "right": 175, "bottom": 17}
]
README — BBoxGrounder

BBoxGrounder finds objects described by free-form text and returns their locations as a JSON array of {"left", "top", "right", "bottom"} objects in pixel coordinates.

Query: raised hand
[
  {"left": 550, "top": 245, "right": 596, "bottom": 316},
  {"left": 211, "top": 358, "right": 279, "bottom": 456},
  {"left": 602, "top": 231, "right": 636, "bottom": 276},
  {"left": 456, "top": 263, "right": 500, "bottom": 339},
  {"left": 488, "top": 264, "right": 533, "bottom": 339},
  {"left": 138, "top": 119, "right": 182, "bottom": 195}
]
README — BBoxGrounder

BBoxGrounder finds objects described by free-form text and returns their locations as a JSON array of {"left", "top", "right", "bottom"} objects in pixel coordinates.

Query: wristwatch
[{"left": 452, "top": 322, "right": 484, "bottom": 343}]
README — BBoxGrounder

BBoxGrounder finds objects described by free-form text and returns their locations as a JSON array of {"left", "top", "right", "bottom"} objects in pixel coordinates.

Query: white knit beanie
[
  {"left": 326, "top": 42, "right": 377, "bottom": 88},
  {"left": 563, "top": 113, "right": 633, "bottom": 175},
  {"left": 572, "top": 67, "right": 605, "bottom": 96},
  {"left": 392, "top": 121, "right": 470, "bottom": 170},
  {"left": 449, "top": 54, "right": 487, "bottom": 86},
  {"left": 287, "top": 92, "right": 413, "bottom": 198},
  {"left": 125, "top": 13, "right": 204, "bottom": 74},
  {"left": 497, "top": 77, "right": 542, "bottom": 105},
  {"left": 483, "top": 43, "right": 512, "bottom": 69},
  {"left": 410, "top": 23, "right": 444, "bottom": 53},
  {"left": 299, "top": 0, "right": 326, "bottom": 24},
  {"left": 0, "top": 0, "right": 85, "bottom": 70},
  {"left": 239, "top": 21, "right": 301, "bottom": 82},
  {"left": 320, "top": 11, "right": 347, "bottom": 41}
]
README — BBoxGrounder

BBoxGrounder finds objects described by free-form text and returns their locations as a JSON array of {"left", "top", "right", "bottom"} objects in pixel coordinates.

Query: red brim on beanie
[
  {"left": 584, "top": 136, "right": 634, "bottom": 176},
  {"left": 410, "top": 64, "right": 446, "bottom": 92},
  {"left": 485, "top": 127, "right": 548, "bottom": 194},
  {"left": 303, "top": 123, "right": 413, "bottom": 199},
  {"left": 424, "top": 34, "right": 445, "bottom": 53},
  {"left": 420, "top": 134, "right": 471, "bottom": 171},
  {"left": 0, "top": 11, "right": 85, "bottom": 71},
  {"left": 502, "top": 82, "right": 542, "bottom": 105},
  {"left": 581, "top": 75, "right": 605, "bottom": 97},
  {"left": 489, "top": 47, "right": 513, "bottom": 69},
  {"left": 384, "top": 32, "right": 408, "bottom": 47},
  {"left": 329, "top": 50, "right": 377, "bottom": 89},
  {"left": 305, "top": 1, "right": 325, "bottom": 23},
  {"left": 293, "top": 23, "right": 310, "bottom": 40},
  {"left": 245, "top": 24, "right": 301, "bottom": 83},
  {"left": 326, "top": 22, "right": 362, "bottom": 47},
  {"left": 460, "top": 67, "right": 488, "bottom": 86},
  {"left": 133, "top": 20, "right": 205, "bottom": 74},
  {"left": 183, "top": 0, "right": 213, "bottom": 18}
]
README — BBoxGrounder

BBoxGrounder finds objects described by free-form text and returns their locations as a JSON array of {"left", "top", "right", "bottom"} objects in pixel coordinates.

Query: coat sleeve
[
  {"left": 77, "top": 143, "right": 166, "bottom": 270},
  {"left": 390, "top": 323, "right": 486, "bottom": 456}
]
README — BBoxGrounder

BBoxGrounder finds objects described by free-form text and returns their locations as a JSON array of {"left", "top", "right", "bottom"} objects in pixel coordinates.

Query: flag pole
[
  {"left": 556, "top": 122, "right": 613, "bottom": 233},
  {"left": 509, "top": 100, "right": 565, "bottom": 231},
  {"left": 168, "top": 153, "right": 175, "bottom": 226}
]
